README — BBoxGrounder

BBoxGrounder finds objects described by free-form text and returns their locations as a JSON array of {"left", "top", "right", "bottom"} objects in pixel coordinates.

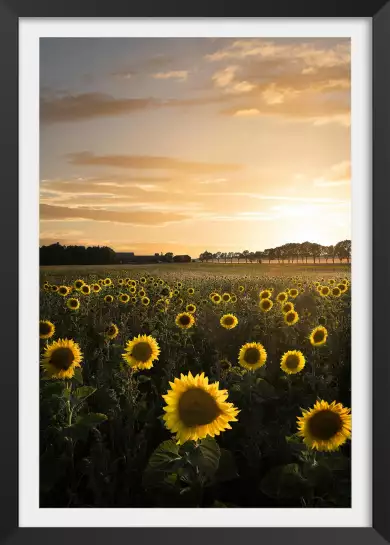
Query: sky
[{"left": 40, "top": 37, "right": 351, "bottom": 257}]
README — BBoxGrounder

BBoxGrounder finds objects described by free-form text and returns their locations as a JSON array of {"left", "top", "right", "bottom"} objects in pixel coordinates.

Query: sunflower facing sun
[
  {"left": 238, "top": 342, "right": 267, "bottom": 371},
  {"left": 309, "top": 326, "right": 328, "bottom": 346},
  {"left": 175, "top": 312, "right": 195, "bottom": 329},
  {"left": 280, "top": 350, "right": 306, "bottom": 375},
  {"left": 39, "top": 320, "right": 55, "bottom": 339},
  {"left": 41, "top": 338, "right": 83, "bottom": 379},
  {"left": 297, "top": 400, "right": 351, "bottom": 452},
  {"left": 220, "top": 314, "right": 238, "bottom": 329},
  {"left": 105, "top": 323, "right": 119, "bottom": 340},
  {"left": 162, "top": 372, "right": 240, "bottom": 444},
  {"left": 259, "top": 298, "right": 273, "bottom": 312},
  {"left": 122, "top": 334, "right": 160, "bottom": 370}
]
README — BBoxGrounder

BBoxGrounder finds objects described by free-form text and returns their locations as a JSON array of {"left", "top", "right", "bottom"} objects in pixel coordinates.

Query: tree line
[
  {"left": 199, "top": 240, "right": 351, "bottom": 264},
  {"left": 40, "top": 243, "right": 117, "bottom": 265}
]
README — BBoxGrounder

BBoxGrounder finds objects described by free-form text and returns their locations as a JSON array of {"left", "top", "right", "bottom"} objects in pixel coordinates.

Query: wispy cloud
[
  {"left": 152, "top": 70, "right": 188, "bottom": 81},
  {"left": 313, "top": 161, "right": 351, "bottom": 187}
]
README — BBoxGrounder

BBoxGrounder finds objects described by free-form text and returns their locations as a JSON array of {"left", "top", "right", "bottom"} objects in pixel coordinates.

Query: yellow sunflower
[
  {"left": 92, "top": 283, "right": 101, "bottom": 293},
  {"left": 129, "top": 286, "right": 136, "bottom": 294},
  {"left": 319, "top": 286, "right": 330, "bottom": 297},
  {"left": 175, "top": 312, "right": 195, "bottom": 329},
  {"left": 39, "top": 320, "right": 55, "bottom": 339},
  {"left": 282, "top": 301, "right": 294, "bottom": 314},
  {"left": 220, "top": 314, "right": 238, "bottom": 329},
  {"left": 338, "top": 283, "right": 347, "bottom": 293},
  {"left": 104, "top": 294, "right": 114, "bottom": 303},
  {"left": 74, "top": 279, "right": 84, "bottom": 290},
  {"left": 122, "top": 334, "right": 160, "bottom": 370},
  {"left": 329, "top": 279, "right": 335, "bottom": 285},
  {"left": 211, "top": 293, "right": 222, "bottom": 305},
  {"left": 280, "top": 350, "right": 306, "bottom": 375},
  {"left": 259, "top": 289, "right": 272, "bottom": 300},
  {"left": 231, "top": 295, "right": 237, "bottom": 303},
  {"left": 58, "top": 285, "right": 69, "bottom": 297},
  {"left": 186, "top": 303, "right": 197, "bottom": 313},
  {"left": 66, "top": 298, "right": 80, "bottom": 311},
  {"left": 162, "top": 372, "right": 239, "bottom": 444},
  {"left": 81, "top": 284, "right": 91, "bottom": 295},
  {"left": 259, "top": 298, "right": 273, "bottom": 312},
  {"left": 221, "top": 292, "right": 230, "bottom": 303},
  {"left": 238, "top": 342, "right": 267, "bottom": 371},
  {"left": 140, "top": 277, "right": 147, "bottom": 284},
  {"left": 139, "top": 289, "right": 146, "bottom": 297},
  {"left": 332, "top": 287, "right": 341, "bottom": 297},
  {"left": 238, "top": 286, "right": 245, "bottom": 293},
  {"left": 141, "top": 296, "right": 150, "bottom": 306},
  {"left": 118, "top": 279, "right": 124, "bottom": 286},
  {"left": 284, "top": 310, "right": 299, "bottom": 326},
  {"left": 188, "top": 287, "right": 195, "bottom": 295},
  {"left": 309, "top": 326, "right": 328, "bottom": 346},
  {"left": 105, "top": 323, "right": 119, "bottom": 340},
  {"left": 104, "top": 278, "right": 112, "bottom": 286},
  {"left": 297, "top": 400, "right": 351, "bottom": 452},
  {"left": 119, "top": 293, "right": 130, "bottom": 303},
  {"left": 41, "top": 338, "right": 83, "bottom": 379},
  {"left": 276, "top": 292, "right": 288, "bottom": 304},
  {"left": 289, "top": 288, "right": 299, "bottom": 299}
]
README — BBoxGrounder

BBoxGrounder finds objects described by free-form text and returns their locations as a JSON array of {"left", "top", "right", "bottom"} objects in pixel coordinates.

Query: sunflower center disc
[
  {"left": 285, "top": 355, "right": 300, "bottom": 369},
  {"left": 224, "top": 317, "right": 234, "bottom": 326},
  {"left": 178, "top": 388, "right": 220, "bottom": 427},
  {"left": 262, "top": 301, "right": 271, "bottom": 309},
  {"left": 40, "top": 323, "right": 51, "bottom": 335},
  {"left": 180, "top": 315, "right": 191, "bottom": 326},
  {"left": 313, "top": 330, "right": 325, "bottom": 343},
  {"left": 308, "top": 410, "right": 342, "bottom": 440},
  {"left": 50, "top": 347, "right": 75, "bottom": 370},
  {"left": 244, "top": 347, "right": 261, "bottom": 365},
  {"left": 132, "top": 342, "right": 153, "bottom": 362},
  {"left": 286, "top": 313, "right": 295, "bottom": 322}
]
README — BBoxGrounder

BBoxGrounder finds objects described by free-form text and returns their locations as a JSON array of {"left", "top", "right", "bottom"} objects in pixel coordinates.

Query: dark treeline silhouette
[
  {"left": 40, "top": 243, "right": 117, "bottom": 266},
  {"left": 199, "top": 240, "right": 351, "bottom": 264}
]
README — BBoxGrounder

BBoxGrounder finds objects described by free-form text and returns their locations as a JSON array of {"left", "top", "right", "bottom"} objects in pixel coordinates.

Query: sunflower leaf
[
  {"left": 72, "top": 367, "right": 83, "bottom": 385},
  {"left": 74, "top": 386, "right": 97, "bottom": 401},
  {"left": 260, "top": 463, "right": 309, "bottom": 499},
  {"left": 190, "top": 437, "right": 221, "bottom": 479}
]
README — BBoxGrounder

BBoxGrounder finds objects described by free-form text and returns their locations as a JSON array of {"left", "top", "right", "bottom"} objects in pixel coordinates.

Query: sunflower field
[{"left": 39, "top": 267, "right": 351, "bottom": 508}]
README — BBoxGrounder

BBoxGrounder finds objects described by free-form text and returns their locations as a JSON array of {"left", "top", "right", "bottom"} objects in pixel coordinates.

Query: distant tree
[{"left": 164, "top": 252, "right": 174, "bottom": 263}]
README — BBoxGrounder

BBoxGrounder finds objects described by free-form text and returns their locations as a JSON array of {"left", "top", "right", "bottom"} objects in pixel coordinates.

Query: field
[{"left": 40, "top": 264, "right": 351, "bottom": 508}]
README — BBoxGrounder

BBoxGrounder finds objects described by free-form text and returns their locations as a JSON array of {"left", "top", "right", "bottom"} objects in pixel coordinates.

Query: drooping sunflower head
[
  {"left": 282, "top": 301, "right": 294, "bottom": 314},
  {"left": 259, "top": 298, "right": 273, "bottom": 312},
  {"left": 297, "top": 400, "right": 351, "bottom": 452},
  {"left": 66, "top": 298, "right": 80, "bottom": 311},
  {"left": 238, "top": 342, "right": 267, "bottom": 371},
  {"left": 320, "top": 286, "right": 330, "bottom": 297},
  {"left": 212, "top": 294, "right": 222, "bottom": 305},
  {"left": 105, "top": 323, "right": 119, "bottom": 340},
  {"left": 309, "top": 325, "right": 328, "bottom": 346},
  {"left": 186, "top": 304, "right": 197, "bottom": 314},
  {"left": 58, "top": 285, "right": 69, "bottom": 297},
  {"left": 74, "top": 279, "right": 84, "bottom": 290},
  {"left": 119, "top": 293, "right": 130, "bottom": 304},
  {"left": 92, "top": 283, "right": 101, "bottom": 293},
  {"left": 162, "top": 371, "right": 239, "bottom": 444},
  {"left": 280, "top": 350, "right": 306, "bottom": 375},
  {"left": 259, "top": 289, "right": 272, "bottom": 300},
  {"left": 220, "top": 314, "right": 238, "bottom": 330},
  {"left": 81, "top": 284, "right": 91, "bottom": 295},
  {"left": 122, "top": 334, "right": 160, "bottom": 370},
  {"left": 141, "top": 296, "right": 150, "bottom": 306},
  {"left": 289, "top": 288, "right": 299, "bottom": 298},
  {"left": 188, "top": 287, "right": 195, "bottom": 295},
  {"left": 104, "top": 294, "right": 114, "bottom": 303},
  {"left": 276, "top": 292, "right": 288, "bottom": 303},
  {"left": 284, "top": 310, "right": 299, "bottom": 326},
  {"left": 41, "top": 338, "right": 83, "bottom": 379},
  {"left": 332, "top": 287, "right": 341, "bottom": 297},
  {"left": 39, "top": 320, "right": 55, "bottom": 339},
  {"left": 175, "top": 312, "right": 195, "bottom": 330}
]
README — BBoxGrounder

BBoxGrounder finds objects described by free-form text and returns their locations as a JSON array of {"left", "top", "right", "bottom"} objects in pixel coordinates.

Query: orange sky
[{"left": 40, "top": 38, "right": 351, "bottom": 257}]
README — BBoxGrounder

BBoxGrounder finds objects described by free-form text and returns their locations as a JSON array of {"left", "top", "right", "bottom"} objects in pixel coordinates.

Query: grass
[{"left": 40, "top": 266, "right": 351, "bottom": 508}]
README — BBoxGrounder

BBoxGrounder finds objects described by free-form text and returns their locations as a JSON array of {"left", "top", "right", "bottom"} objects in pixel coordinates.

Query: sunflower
[
  {"left": 175, "top": 312, "right": 195, "bottom": 329},
  {"left": 128, "top": 286, "right": 136, "bottom": 295},
  {"left": 289, "top": 288, "right": 299, "bottom": 298},
  {"left": 138, "top": 289, "right": 146, "bottom": 297},
  {"left": 282, "top": 301, "right": 294, "bottom": 314},
  {"left": 104, "top": 294, "right": 114, "bottom": 303},
  {"left": 186, "top": 304, "right": 197, "bottom": 313},
  {"left": 238, "top": 342, "right": 267, "bottom": 371},
  {"left": 220, "top": 314, "right": 238, "bottom": 329},
  {"left": 314, "top": 281, "right": 320, "bottom": 288},
  {"left": 259, "top": 289, "right": 272, "bottom": 300},
  {"left": 221, "top": 292, "right": 231, "bottom": 303},
  {"left": 105, "top": 323, "right": 119, "bottom": 340},
  {"left": 320, "top": 286, "right": 330, "bottom": 297},
  {"left": 51, "top": 285, "right": 59, "bottom": 292},
  {"left": 98, "top": 279, "right": 104, "bottom": 286},
  {"left": 284, "top": 310, "right": 299, "bottom": 326},
  {"left": 338, "top": 283, "right": 347, "bottom": 293},
  {"left": 211, "top": 293, "right": 222, "bottom": 305},
  {"left": 231, "top": 294, "right": 237, "bottom": 303},
  {"left": 39, "top": 320, "right": 55, "bottom": 339},
  {"left": 58, "top": 285, "right": 69, "bottom": 297},
  {"left": 131, "top": 296, "right": 137, "bottom": 304},
  {"left": 66, "top": 298, "right": 80, "bottom": 311},
  {"left": 238, "top": 286, "right": 245, "bottom": 293},
  {"left": 259, "top": 298, "right": 273, "bottom": 312},
  {"left": 129, "top": 280, "right": 137, "bottom": 287},
  {"left": 280, "top": 350, "right": 306, "bottom": 375},
  {"left": 309, "top": 326, "right": 328, "bottom": 346},
  {"left": 122, "top": 334, "right": 160, "bottom": 370},
  {"left": 297, "top": 400, "right": 351, "bottom": 452},
  {"left": 276, "top": 292, "right": 288, "bottom": 303},
  {"left": 176, "top": 281, "right": 183, "bottom": 288},
  {"left": 104, "top": 278, "right": 112, "bottom": 286},
  {"left": 92, "top": 283, "right": 101, "bottom": 293},
  {"left": 74, "top": 279, "right": 84, "bottom": 290},
  {"left": 141, "top": 296, "right": 150, "bottom": 306},
  {"left": 81, "top": 284, "right": 91, "bottom": 295},
  {"left": 331, "top": 287, "right": 341, "bottom": 297},
  {"left": 41, "top": 338, "right": 83, "bottom": 379},
  {"left": 119, "top": 293, "right": 130, "bottom": 303},
  {"left": 140, "top": 277, "right": 147, "bottom": 284},
  {"left": 329, "top": 279, "right": 335, "bottom": 285},
  {"left": 162, "top": 372, "right": 239, "bottom": 444}
]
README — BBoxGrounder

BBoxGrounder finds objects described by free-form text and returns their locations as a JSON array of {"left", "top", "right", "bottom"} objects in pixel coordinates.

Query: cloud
[
  {"left": 152, "top": 71, "right": 188, "bottom": 81},
  {"left": 40, "top": 203, "right": 190, "bottom": 226},
  {"left": 65, "top": 151, "right": 242, "bottom": 174},
  {"left": 313, "top": 161, "right": 351, "bottom": 187},
  {"left": 198, "top": 177, "right": 228, "bottom": 185}
]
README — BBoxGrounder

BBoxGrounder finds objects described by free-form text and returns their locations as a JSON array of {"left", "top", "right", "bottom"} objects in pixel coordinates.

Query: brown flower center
[
  {"left": 179, "top": 314, "right": 191, "bottom": 326},
  {"left": 223, "top": 316, "right": 235, "bottom": 326},
  {"left": 313, "top": 330, "right": 325, "bottom": 343},
  {"left": 262, "top": 300, "right": 271, "bottom": 309},
  {"left": 284, "top": 354, "right": 300, "bottom": 369},
  {"left": 132, "top": 342, "right": 153, "bottom": 362},
  {"left": 40, "top": 322, "right": 52, "bottom": 335},
  {"left": 178, "top": 388, "right": 220, "bottom": 427},
  {"left": 50, "top": 347, "right": 74, "bottom": 370},
  {"left": 244, "top": 347, "right": 260, "bottom": 365},
  {"left": 308, "top": 410, "right": 342, "bottom": 440}
]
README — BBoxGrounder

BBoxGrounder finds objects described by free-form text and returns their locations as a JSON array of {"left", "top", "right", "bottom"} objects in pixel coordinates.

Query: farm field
[{"left": 40, "top": 265, "right": 351, "bottom": 508}]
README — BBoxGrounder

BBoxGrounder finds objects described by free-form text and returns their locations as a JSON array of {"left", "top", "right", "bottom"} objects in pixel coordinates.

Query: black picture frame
[{"left": 1, "top": 2, "right": 388, "bottom": 544}]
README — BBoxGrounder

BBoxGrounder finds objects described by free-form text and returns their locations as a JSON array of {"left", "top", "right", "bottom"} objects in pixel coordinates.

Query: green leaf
[
  {"left": 41, "top": 381, "right": 65, "bottom": 397},
  {"left": 260, "top": 463, "right": 309, "bottom": 499},
  {"left": 137, "top": 375, "right": 151, "bottom": 383},
  {"left": 74, "top": 386, "right": 97, "bottom": 400},
  {"left": 74, "top": 413, "right": 107, "bottom": 427},
  {"left": 147, "top": 440, "right": 182, "bottom": 471},
  {"left": 72, "top": 367, "right": 83, "bottom": 385},
  {"left": 190, "top": 437, "right": 221, "bottom": 479},
  {"left": 214, "top": 449, "right": 238, "bottom": 483}
]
